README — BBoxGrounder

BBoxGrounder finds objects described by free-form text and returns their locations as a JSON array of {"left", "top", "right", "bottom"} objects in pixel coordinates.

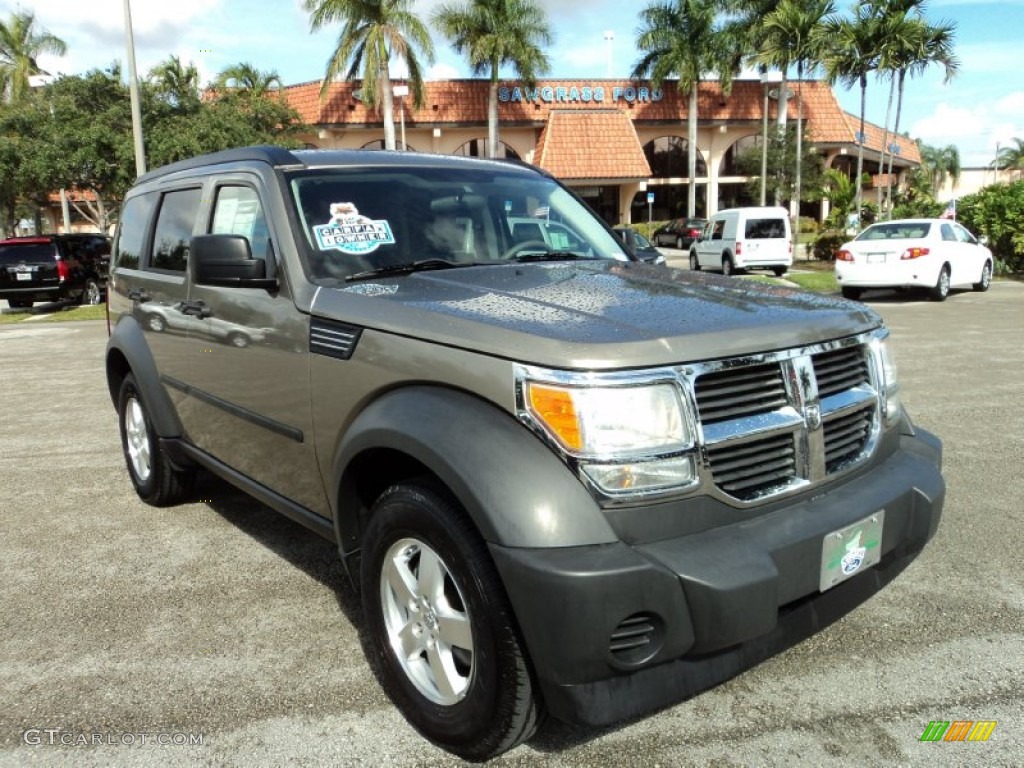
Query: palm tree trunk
[
  {"left": 379, "top": 60, "right": 396, "bottom": 151},
  {"left": 774, "top": 75, "right": 789, "bottom": 207},
  {"left": 794, "top": 65, "right": 803, "bottom": 234},
  {"left": 877, "top": 76, "right": 895, "bottom": 218},
  {"left": 854, "top": 74, "right": 867, "bottom": 225},
  {"left": 884, "top": 70, "right": 906, "bottom": 215},
  {"left": 688, "top": 83, "right": 698, "bottom": 218},
  {"left": 487, "top": 75, "right": 499, "bottom": 159}
]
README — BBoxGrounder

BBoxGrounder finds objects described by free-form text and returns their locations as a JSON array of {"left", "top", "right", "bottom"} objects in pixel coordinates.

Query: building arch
[
  {"left": 453, "top": 138, "right": 521, "bottom": 160},
  {"left": 643, "top": 135, "right": 707, "bottom": 179},
  {"left": 719, "top": 134, "right": 761, "bottom": 177}
]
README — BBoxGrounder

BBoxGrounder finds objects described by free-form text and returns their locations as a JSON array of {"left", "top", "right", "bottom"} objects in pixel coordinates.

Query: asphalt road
[{"left": 1, "top": 283, "right": 1022, "bottom": 767}]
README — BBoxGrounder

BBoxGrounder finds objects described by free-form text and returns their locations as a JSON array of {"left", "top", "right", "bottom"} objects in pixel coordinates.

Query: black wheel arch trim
[
  {"left": 106, "top": 315, "right": 184, "bottom": 439},
  {"left": 331, "top": 385, "right": 618, "bottom": 555}
]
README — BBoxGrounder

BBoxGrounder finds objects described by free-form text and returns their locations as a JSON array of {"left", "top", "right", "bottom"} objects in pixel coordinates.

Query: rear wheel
[
  {"left": 7, "top": 299, "right": 32, "bottom": 309},
  {"left": 145, "top": 313, "right": 166, "bottom": 332},
  {"left": 772, "top": 266, "right": 787, "bottom": 277},
  {"left": 841, "top": 286, "right": 863, "bottom": 300},
  {"left": 81, "top": 278, "right": 103, "bottom": 305},
  {"left": 930, "top": 265, "right": 951, "bottom": 301},
  {"left": 722, "top": 255, "right": 735, "bottom": 276},
  {"left": 362, "top": 480, "right": 541, "bottom": 761},
  {"left": 117, "top": 373, "right": 194, "bottom": 506},
  {"left": 973, "top": 261, "right": 992, "bottom": 292},
  {"left": 676, "top": 236, "right": 684, "bottom": 250}
]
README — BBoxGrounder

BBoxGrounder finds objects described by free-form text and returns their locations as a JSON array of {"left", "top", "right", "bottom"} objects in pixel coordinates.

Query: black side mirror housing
[{"left": 191, "top": 234, "right": 277, "bottom": 289}]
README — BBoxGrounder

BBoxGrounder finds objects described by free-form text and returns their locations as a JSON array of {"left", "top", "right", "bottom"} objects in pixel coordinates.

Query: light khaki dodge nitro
[{"left": 106, "top": 147, "right": 945, "bottom": 761}]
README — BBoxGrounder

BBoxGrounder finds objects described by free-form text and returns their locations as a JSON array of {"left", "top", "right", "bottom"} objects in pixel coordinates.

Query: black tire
[
  {"left": 841, "top": 286, "right": 863, "bottom": 300},
  {"left": 676, "top": 236, "right": 684, "bottom": 250},
  {"left": 81, "top": 278, "right": 103, "bottom": 305},
  {"left": 117, "top": 373, "right": 194, "bottom": 506},
  {"left": 930, "top": 265, "right": 950, "bottom": 302},
  {"left": 772, "top": 266, "right": 787, "bottom": 277},
  {"left": 973, "top": 261, "right": 992, "bottom": 292},
  {"left": 7, "top": 299, "right": 32, "bottom": 309},
  {"left": 689, "top": 250, "right": 700, "bottom": 271},
  {"left": 722, "top": 255, "right": 735, "bottom": 276},
  {"left": 145, "top": 313, "right": 166, "bottom": 332},
  {"left": 361, "top": 480, "right": 541, "bottom": 761}
]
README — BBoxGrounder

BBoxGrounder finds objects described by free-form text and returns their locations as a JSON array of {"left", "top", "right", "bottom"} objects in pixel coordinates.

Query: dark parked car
[
  {"left": 0, "top": 234, "right": 111, "bottom": 308},
  {"left": 613, "top": 226, "right": 665, "bottom": 264},
  {"left": 652, "top": 217, "right": 707, "bottom": 249}
]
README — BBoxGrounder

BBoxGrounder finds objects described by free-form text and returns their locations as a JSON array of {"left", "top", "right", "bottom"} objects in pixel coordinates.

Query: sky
[{"left": 5, "top": 0, "right": 1022, "bottom": 168}]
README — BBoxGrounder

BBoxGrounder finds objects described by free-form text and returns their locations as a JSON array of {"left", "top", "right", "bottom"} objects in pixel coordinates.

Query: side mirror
[{"left": 191, "top": 234, "right": 277, "bottom": 289}]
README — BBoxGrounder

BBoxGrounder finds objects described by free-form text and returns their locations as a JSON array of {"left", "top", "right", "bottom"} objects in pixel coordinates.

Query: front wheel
[
  {"left": 118, "top": 373, "right": 195, "bottom": 506},
  {"left": 361, "top": 481, "right": 541, "bottom": 761},
  {"left": 930, "top": 265, "right": 950, "bottom": 301},
  {"left": 689, "top": 250, "right": 700, "bottom": 271},
  {"left": 7, "top": 299, "right": 32, "bottom": 309},
  {"left": 973, "top": 261, "right": 992, "bottom": 292}
]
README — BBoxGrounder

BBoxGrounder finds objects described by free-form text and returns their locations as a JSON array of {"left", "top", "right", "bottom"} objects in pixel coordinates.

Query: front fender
[
  {"left": 106, "top": 314, "right": 184, "bottom": 438},
  {"left": 332, "top": 386, "right": 618, "bottom": 550}
]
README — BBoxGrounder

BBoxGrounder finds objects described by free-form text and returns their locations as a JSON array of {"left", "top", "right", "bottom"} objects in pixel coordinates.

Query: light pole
[
  {"left": 393, "top": 83, "right": 408, "bottom": 151},
  {"left": 759, "top": 72, "right": 781, "bottom": 207},
  {"left": 123, "top": 0, "right": 146, "bottom": 176}
]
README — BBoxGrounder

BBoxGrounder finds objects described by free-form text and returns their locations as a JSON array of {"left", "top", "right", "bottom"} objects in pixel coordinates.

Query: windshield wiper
[
  {"left": 509, "top": 251, "right": 596, "bottom": 263},
  {"left": 346, "top": 259, "right": 473, "bottom": 282}
]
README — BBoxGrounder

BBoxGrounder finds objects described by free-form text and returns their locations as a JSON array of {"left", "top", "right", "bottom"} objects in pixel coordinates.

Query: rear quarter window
[
  {"left": 150, "top": 188, "right": 202, "bottom": 272},
  {"left": 115, "top": 193, "right": 158, "bottom": 269}
]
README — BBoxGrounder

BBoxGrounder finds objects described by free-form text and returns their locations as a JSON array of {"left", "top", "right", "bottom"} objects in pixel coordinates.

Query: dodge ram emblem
[{"left": 804, "top": 403, "right": 822, "bottom": 430}]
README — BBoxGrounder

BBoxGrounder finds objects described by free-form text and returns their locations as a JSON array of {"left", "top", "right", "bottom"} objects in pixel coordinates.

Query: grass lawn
[{"left": 1, "top": 304, "right": 107, "bottom": 324}]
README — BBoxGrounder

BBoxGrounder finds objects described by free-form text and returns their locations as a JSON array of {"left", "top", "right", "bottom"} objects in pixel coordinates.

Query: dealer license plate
[
  {"left": 820, "top": 510, "right": 884, "bottom": 592},
  {"left": 866, "top": 253, "right": 887, "bottom": 264}
]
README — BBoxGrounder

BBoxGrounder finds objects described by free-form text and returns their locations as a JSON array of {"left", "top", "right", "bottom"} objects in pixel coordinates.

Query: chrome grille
[
  {"left": 814, "top": 346, "right": 869, "bottom": 398},
  {"left": 824, "top": 404, "right": 874, "bottom": 471},
  {"left": 693, "top": 363, "right": 787, "bottom": 424},
  {"left": 692, "top": 337, "right": 881, "bottom": 503},
  {"left": 706, "top": 432, "right": 797, "bottom": 499}
]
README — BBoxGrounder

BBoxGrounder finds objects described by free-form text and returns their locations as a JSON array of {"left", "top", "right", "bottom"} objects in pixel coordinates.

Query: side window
[
  {"left": 953, "top": 225, "right": 975, "bottom": 244},
  {"left": 151, "top": 188, "right": 202, "bottom": 272},
  {"left": 211, "top": 186, "right": 270, "bottom": 261},
  {"left": 940, "top": 223, "right": 957, "bottom": 242},
  {"left": 711, "top": 220, "right": 725, "bottom": 241},
  {"left": 115, "top": 193, "right": 158, "bottom": 269}
]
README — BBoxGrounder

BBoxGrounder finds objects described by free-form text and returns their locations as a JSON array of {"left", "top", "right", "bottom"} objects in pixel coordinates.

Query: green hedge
[{"left": 812, "top": 229, "right": 848, "bottom": 261}]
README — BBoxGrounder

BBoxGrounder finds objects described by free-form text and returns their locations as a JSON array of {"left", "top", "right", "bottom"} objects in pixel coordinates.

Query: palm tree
[
  {"left": 754, "top": 0, "right": 836, "bottom": 225},
  {"left": 993, "top": 138, "right": 1024, "bottom": 179},
  {"left": 148, "top": 55, "right": 201, "bottom": 109},
  {"left": 303, "top": 0, "right": 434, "bottom": 151},
  {"left": 822, "top": 5, "right": 884, "bottom": 226},
  {"left": 878, "top": 11, "right": 957, "bottom": 212},
  {"left": 0, "top": 10, "right": 66, "bottom": 103},
  {"left": 432, "top": 0, "right": 551, "bottom": 159},
  {"left": 633, "top": 0, "right": 737, "bottom": 218},
  {"left": 920, "top": 142, "right": 960, "bottom": 196},
  {"left": 216, "top": 62, "right": 283, "bottom": 98}
]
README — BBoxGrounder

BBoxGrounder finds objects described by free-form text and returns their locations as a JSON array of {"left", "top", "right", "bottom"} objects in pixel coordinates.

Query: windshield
[{"left": 287, "top": 165, "right": 629, "bottom": 282}]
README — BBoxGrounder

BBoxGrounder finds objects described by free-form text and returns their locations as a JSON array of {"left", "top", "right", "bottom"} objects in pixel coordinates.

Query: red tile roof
[
  {"left": 284, "top": 78, "right": 918, "bottom": 164},
  {"left": 535, "top": 110, "right": 651, "bottom": 180}
]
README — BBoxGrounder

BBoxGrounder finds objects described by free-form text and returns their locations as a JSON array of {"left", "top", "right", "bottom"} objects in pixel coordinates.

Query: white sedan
[{"left": 834, "top": 218, "right": 993, "bottom": 301}]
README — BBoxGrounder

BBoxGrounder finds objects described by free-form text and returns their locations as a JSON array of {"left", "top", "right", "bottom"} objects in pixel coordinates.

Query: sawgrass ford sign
[{"left": 498, "top": 83, "right": 665, "bottom": 104}]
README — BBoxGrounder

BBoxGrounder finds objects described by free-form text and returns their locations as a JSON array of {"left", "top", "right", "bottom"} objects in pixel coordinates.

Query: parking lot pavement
[{"left": 1, "top": 283, "right": 1022, "bottom": 767}]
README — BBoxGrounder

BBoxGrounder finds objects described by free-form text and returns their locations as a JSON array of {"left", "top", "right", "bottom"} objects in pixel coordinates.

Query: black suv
[
  {"left": 106, "top": 147, "right": 944, "bottom": 760},
  {"left": 0, "top": 234, "right": 111, "bottom": 308}
]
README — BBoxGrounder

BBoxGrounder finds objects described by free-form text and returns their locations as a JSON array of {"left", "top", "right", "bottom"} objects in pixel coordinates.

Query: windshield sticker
[{"left": 314, "top": 203, "right": 395, "bottom": 255}]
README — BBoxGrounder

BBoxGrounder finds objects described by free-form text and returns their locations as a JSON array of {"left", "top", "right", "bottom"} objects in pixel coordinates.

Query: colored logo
[
  {"left": 840, "top": 531, "right": 867, "bottom": 575},
  {"left": 314, "top": 202, "right": 396, "bottom": 255},
  {"left": 920, "top": 720, "right": 997, "bottom": 742}
]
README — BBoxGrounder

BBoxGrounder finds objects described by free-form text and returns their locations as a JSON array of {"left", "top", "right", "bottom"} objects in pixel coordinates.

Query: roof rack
[{"left": 136, "top": 146, "right": 303, "bottom": 184}]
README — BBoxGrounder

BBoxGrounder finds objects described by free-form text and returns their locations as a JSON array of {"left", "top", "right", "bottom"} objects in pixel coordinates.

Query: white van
[{"left": 690, "top": 206, "right": 793, "bottom": 276}]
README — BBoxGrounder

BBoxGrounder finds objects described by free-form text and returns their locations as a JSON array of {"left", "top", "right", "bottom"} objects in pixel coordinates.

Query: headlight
[
  {"left": 522, "top": 377, "right": 697, "bottom": 497},
  {"left": 525, "top": 381, "right": 690, "bottom": 455},
  {"left": 875, "top": 338, "right": 901, "bottom": 426}
]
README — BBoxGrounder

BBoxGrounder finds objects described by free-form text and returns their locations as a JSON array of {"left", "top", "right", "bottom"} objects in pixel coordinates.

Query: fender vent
[{"left": 310, "top": 318, "right": 362, "bottom": 360}]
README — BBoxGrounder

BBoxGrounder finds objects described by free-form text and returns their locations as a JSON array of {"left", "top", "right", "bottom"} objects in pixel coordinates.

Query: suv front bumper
[{"left": 490, "top": 428, "right": 944, "bottom": 726}]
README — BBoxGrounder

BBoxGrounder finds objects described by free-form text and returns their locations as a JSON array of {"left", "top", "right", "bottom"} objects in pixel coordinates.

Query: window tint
[
  {"left": 151, "top": 188, "right": 201, "bottom": 272},
  {"left": 745, "top": 218, "right": 786, "bottom": 239},
  {"left": 940, "top": 223, "right": 957, "bottom": 242},
  {"left": 116, "top": 193, "right": 158, "bottom": 269},
  {"left": 0, "top": 243, "right": 56, "bottom": 265},
  {"left": 953, "top": 225, "right": 976, "bottom": 244},
  {"left": 212, "top": 186, "right": 270, "bottom": 261}
]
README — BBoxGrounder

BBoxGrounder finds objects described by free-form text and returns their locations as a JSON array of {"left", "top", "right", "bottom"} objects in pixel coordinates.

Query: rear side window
[
  {"left": 116, "top": 193, "right": 158, "bottom": 269},
  {"left": 0, "top": 243, "right": 56, "bottom": 266},
  {"left": 151, "top": 188, "right": 202, "bottom": 272},
  {"left": 745, "top": 218, "right": 786, "bottom": 239}
]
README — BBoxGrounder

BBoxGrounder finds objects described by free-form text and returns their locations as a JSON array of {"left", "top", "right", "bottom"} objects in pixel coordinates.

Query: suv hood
[{"left": 314, "top": 261, "right": 880, "bottom": 369}]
